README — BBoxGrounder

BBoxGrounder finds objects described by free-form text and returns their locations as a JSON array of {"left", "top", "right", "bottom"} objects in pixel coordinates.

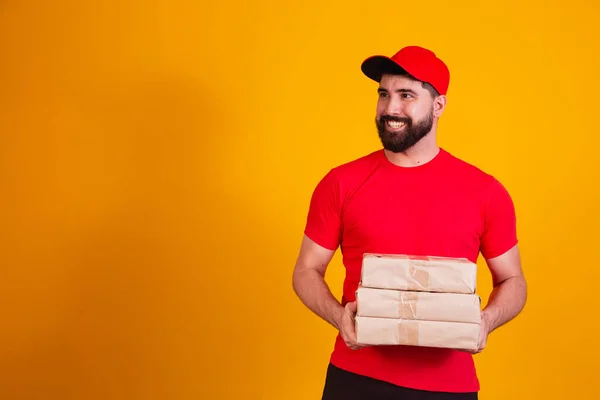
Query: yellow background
[{"left": 1, "top": 0, "right": 598, "bottom": 399}]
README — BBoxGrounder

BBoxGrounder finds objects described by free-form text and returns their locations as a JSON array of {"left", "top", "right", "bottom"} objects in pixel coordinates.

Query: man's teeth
[{"left": 387, "top": 121, "right": 405, "bottom": 128}]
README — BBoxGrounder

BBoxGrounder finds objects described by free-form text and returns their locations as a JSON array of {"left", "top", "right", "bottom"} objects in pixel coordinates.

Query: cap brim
[{"left": 361, "top": 56, "right": 407, "bottom": 82}]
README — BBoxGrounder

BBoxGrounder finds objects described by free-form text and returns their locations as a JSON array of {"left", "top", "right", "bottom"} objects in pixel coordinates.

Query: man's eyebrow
[{"left": 377, "top": 87, "right": 418, "bottom": 95}]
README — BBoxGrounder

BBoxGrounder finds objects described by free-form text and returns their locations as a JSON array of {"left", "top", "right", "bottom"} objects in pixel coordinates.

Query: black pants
[{"left": 321, "top": 363, "right": 478, "bottom": 400}]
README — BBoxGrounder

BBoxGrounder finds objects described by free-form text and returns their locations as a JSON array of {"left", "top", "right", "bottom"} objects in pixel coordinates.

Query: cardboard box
[
  {"left": 356, "top": 286, "right": 481, "bottom": 324},
  {"left": 360, "top": 253, "right": 477, "bottom": 294},
  {"left": 355, "top": 316, "right": 480, "bottom": 351}
]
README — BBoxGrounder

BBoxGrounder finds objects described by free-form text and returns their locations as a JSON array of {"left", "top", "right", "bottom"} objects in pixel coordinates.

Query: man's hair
[
  {"left": 419, "top": 80, "right": 440, "bottom": 98},
  {"left": 397, "top": 71, "right": 440, "bottom": 98}
]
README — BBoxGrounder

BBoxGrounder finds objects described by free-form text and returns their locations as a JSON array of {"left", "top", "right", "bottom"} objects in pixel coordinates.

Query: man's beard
[{"left": 376, "top": 110, "right": 434, "bottom": 153}]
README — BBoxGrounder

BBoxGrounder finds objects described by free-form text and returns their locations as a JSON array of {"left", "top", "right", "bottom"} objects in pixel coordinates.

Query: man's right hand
[{"left": 338, "top": 301, "right": 368, "bottom": 350}]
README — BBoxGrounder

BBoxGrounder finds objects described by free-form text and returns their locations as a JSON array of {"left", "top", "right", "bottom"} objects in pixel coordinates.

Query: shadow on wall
[
  {"left": 64, "top": 76, "right": 254, "bottom": 398},
  {"left": 0, "top": 74, "right": 274, "bottom": 399}
]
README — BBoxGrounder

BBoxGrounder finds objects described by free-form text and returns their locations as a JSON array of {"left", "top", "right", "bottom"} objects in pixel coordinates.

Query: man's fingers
[
  {"left": 346, "top": 301, "right": 357, "bottom": 313},
  {"left": 347, "top": 341, "right": 360, "bottom": 350},
  {"left": 349, "top": 342, "right": 367, "bottom": 350},
  {"left": 342, "top": 301, "right": 365, "bottom": 350},
  {"left": 346, "top": 318, "right": 358, "bottom": 340}
]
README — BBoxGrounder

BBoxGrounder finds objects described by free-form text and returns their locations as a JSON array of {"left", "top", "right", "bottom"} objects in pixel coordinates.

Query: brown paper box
[
  {"left": 355, "top": 316, "right": 480, "bottom": 351},
  {"left": 360, "top": 253, "right": 477, "bottom": 294},
  {"left": 356, "top": 287, "right": 481, "bottom": 324}
]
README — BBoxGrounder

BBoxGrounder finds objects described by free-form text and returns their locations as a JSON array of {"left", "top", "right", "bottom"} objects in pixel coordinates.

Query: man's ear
[{"left": 433, "top": 95, "right": 447, "bottom": 117}]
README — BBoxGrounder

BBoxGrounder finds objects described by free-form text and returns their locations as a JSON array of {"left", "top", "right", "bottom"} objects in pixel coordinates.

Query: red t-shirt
[{"left": 304, "top": 147, "right": 518, "bottom": 393}]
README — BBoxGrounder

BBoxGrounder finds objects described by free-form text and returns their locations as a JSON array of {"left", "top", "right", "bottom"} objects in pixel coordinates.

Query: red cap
[{"left": 361, "top": 46, "right": 450, "bottom": 95}]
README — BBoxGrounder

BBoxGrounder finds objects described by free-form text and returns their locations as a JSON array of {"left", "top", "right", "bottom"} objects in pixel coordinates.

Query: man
[{"left": 291, "top": 46, "right": 527, "bottom": 399}]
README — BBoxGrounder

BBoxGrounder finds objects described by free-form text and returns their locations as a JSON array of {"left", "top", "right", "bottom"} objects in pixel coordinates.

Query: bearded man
[{"left": 292, "top": 45, "right": 527, "bottom": 400}]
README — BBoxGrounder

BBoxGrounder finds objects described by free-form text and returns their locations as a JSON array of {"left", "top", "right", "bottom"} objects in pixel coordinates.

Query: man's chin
[
  {"left": 381, "top": 141, "right": 412, "bottom": 153},
  {"left": 383, "top": 146, "right": 411, "bottom": 153}
]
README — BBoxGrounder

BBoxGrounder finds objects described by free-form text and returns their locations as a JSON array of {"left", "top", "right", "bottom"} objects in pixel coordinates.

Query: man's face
[{"left": 375, "top": 74, "right": 436, "bottom": 153}]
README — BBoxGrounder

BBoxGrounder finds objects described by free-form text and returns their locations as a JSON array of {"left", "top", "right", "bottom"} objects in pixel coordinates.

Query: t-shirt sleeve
[
  {"left": 303, "top": 169, "right": 343, "bottom": 251},
  {"left": 480, "top": 178, "right": 519, "bottom": 259}
]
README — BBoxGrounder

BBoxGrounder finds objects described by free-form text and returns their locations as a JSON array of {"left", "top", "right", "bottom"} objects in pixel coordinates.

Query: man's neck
[{"left": 383, "top": 136, "right": 440, "bottom": 168}]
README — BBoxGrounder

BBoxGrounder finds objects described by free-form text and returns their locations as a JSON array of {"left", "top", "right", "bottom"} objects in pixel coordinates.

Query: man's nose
[{"left": 385, "top": 97, "right": 402, "bottom": 116}]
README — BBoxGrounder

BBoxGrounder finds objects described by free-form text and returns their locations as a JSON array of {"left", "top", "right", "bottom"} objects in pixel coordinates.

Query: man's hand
[
  {"left": 476, "top": 311, "right": 490, "bottom": 352},
  {"left": 338, "top": 301, "right": 368, "bottom": 350},
  {"left": 458, "top": 245, "right": 527, "bottom": 355},
  {"left": 462, "top": 311, "right": 490, "bottom": 354}
]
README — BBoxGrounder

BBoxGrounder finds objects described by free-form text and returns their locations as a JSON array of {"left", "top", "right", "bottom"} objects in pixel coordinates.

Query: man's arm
[
  {"left": 292, "top": 234, "right": 363, "bottom": 350},
  {"left": 292, "top": 235, "right": 344, "bottom": 330},
  {"left": 482, "top": 244, "right": 528, "bottom": 333}
]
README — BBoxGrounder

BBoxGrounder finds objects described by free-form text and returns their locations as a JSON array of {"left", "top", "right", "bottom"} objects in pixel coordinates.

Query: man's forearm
[
  {"left": 292, "top": 268, "right": 344, "bottom": 330},
  {"left": 482, "top": 275, "right": 527, "bottom": 332}
]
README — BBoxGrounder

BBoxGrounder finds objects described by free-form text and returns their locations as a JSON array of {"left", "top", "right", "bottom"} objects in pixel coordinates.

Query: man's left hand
[
  {"left": 468, "top": 311, "right": 490, "bottom": 354},
  {"left": 457, "top": 311, "right": 490, "bottom": 354}
]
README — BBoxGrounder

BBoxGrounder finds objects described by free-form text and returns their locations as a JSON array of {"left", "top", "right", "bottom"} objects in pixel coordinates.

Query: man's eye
[{"left": 378, "top": 92, "right": 388, "bottom": 98}]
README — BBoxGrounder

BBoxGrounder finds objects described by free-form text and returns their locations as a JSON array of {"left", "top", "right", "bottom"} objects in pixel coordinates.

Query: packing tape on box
[
  {"left": 408, "top": 265, "right": 430, "bottom": 290},
  {"left": 398, "top": 322, "right": 419, "bottom": 345},
  {"left": 398, "top": 292, "right": 419, "bottom": 319}
]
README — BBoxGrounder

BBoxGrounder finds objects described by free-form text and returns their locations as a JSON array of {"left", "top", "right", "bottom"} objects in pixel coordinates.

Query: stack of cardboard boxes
[{"left": 355, "top": 253, "right": 481, "bottom": 351}]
